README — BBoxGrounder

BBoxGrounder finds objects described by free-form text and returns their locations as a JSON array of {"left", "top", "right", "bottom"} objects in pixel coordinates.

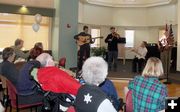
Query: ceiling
[
  {"left": 0, "top": 0, "right": 54, "bottom": 8},
  {"left": 0, "top": 0, "right": 177, "bottom": 8},
  {"left": 81, "top": 0, "right": 177, "bottom": 7}
]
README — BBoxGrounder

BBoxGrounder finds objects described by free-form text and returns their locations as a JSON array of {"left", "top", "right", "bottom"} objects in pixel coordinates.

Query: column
[{"left": 52, "top": 0, "right": 78, "bottom": 68}]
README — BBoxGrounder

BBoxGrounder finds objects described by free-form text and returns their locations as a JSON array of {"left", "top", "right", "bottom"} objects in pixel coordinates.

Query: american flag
[
  {"left": 167, "top": 24, "right": 174, "bottom": 46},
  {"left": 169, "top": 24, "right": 173, "bottom": 37}
]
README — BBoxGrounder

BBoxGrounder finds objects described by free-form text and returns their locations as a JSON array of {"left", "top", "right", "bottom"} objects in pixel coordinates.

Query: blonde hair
[
  {"left": 142, "top": 57, "right": 164, "bottom": 77},
  {"left": 82, "top": 57, "right": 108, "bottom": 86}
]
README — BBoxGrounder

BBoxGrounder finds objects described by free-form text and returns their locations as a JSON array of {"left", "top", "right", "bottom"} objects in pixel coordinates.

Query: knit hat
[{"left": 74, "top": 85, "right": 117, "bottom": 112}]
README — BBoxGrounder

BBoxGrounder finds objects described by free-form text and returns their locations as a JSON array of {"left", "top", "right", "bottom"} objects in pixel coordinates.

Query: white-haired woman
[
  {"left": 36, "top": 53, "right": 55, "bottom": 67},
  {"left": 81, "top": 57, "right": 121, "bottom": 111},
  {"left": 128, "top": 57, "right": 167, "bottom": 112}
]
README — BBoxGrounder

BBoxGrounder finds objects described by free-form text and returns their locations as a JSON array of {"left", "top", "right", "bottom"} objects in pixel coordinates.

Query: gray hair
[
  {"left": 36, "top": 53, "right": 54, "bottom": 67},
  {"left": 82, "top": 57, "right": 108, "bottom": 86},
  {"left": 15, "top": 39, "right": 23, "bottom": 46}
]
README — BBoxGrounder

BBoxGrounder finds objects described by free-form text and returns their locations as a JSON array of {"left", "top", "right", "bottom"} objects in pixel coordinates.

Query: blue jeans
[{"left": 108, "top": 51, "right": 118, "bottom": 70}]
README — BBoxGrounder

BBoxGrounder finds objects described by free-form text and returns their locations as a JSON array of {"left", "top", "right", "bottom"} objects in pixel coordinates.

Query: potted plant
[{"left": 91, "top": 47, "right": 106, "bottom": 57}]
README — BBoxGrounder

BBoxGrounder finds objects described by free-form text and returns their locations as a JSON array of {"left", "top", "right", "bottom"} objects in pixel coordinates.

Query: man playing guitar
[{"left": 74, "top": 26, "right": 94, "bottom": 71}]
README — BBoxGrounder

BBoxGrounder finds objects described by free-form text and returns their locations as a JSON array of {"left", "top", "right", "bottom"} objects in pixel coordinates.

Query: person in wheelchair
[{"left": 30, "top": 53, "right": 81, "bottom": 112}]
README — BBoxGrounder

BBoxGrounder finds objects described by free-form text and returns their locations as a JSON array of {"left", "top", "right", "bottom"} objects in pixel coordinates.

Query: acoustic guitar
[{"left": 76, "top": 36, "right": 103, "bottom": 46}]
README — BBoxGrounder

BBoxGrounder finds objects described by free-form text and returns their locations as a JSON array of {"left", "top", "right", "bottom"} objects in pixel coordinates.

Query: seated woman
[
  {"left": 131, "top": 41, "right": 148, "bottom": 73},
  {"left": 81, "top": 57, "right": 120, "bottom": 111},
  {"left": 1, "top": 47, "right": 43, "bottom": 105},
  {"left": 128, "top": 57, "right": 167, "bottom": 112},
  {"left": 28, "top": 42, "right": 43, "bottom": 60},
  {"left": 1, "top": 47, "right": 19, "bottom": 86},
  {"left": 16, "top": 60, "right": 41, "bottom": 95}
]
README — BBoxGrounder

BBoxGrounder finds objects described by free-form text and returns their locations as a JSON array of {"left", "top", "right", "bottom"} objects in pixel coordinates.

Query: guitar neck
[{"left": 92, "top": 36, "right": 103, "bottom": 39}]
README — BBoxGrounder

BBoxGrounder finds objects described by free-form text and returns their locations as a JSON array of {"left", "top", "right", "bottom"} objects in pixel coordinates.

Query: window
[
  {"left": 125, "top": 30, "right": 134, "bottom": 47},
  {"left": 159, "top": 29, "right": 166, "bottom": 39},
  {"left": 0, "top": 13, "right": 51, "bottom": 51},
  {"left": 91, "top": 28, "right": 101, "bottom": 47}
]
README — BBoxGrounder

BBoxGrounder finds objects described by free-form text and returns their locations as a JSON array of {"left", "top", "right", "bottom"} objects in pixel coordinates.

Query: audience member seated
[
  {"left": 11, "top": 38, "right": 29, "bottom": 60},
  {"left": 1, "top": 47, "right": 19, "bottom": 86},
  {"left": 28, "top": 42, "right": 43, "bottom": 60},
  {"left": 128, "top": 57, "right": 167, "bottom": 112},
  {"left": 31, "top": 53, "right": 81, "bottom": 96},
  {"left": 16, "top": 60, "right": 41, "bottom": 95},
  {"left": 1, "top": 47, "right": 43, "bottom": 105},
  {"left": 34, "top": 42, "right": 43, "bottom": 50},
  {"left": 74, "top": 84, "right": 117, "bottom": 112},
  {"left": 81, "top": 56, "right": 119, "bottom": 111},
  {"left": 131, "top": 41, "right": 148, "bottom": 73}
]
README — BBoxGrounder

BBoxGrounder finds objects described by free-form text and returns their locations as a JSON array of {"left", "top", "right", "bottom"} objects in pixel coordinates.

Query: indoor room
[{"left": 0, "top": 0, "right": 179, "bottom": 111}]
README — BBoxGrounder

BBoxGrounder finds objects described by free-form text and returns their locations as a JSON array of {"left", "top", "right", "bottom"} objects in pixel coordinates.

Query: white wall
[
  {"left": 112, "top": 8, "right": 148, "bottom": 26},
  {"left": 78, "top": 2, "right": 84, "bottom": 23},
  {"left": 79, "top": 3, "right": 177, "bottom": 26},
  {"left": 147, "top": 4, "right": 177, "bottom": 26},
  {"left": 80, "top": 4, "right": 114, "bottom": 25}
]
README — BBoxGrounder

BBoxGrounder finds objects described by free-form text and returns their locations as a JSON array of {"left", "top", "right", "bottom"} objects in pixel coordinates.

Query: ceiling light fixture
[{"left": 19, "top": 4, "right": 29, "bottom": 14}]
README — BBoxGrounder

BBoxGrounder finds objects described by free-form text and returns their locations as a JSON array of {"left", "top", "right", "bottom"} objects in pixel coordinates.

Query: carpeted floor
[{"left": 108, "top": 60, "right": 180, "bottom": 84}]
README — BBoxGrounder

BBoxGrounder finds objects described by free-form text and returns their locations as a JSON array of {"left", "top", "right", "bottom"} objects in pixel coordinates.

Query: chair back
[
  {"left": 126, "top": 90, "right": 133, "bottom": 112},
  {"left": 0, "top": 75, "right": 7, "bottom": 94},
  {"left": 6, "top": 79, "right": 18, "bottom": 107},
  {"left": 59, "top": 57, "right": 66, "bottom": 68}
]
